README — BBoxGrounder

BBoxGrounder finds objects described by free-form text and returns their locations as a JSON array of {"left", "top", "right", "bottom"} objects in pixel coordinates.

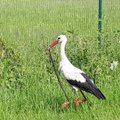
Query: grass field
[{"left": 0, "top": 0, "right": 120, "bottom": 120}]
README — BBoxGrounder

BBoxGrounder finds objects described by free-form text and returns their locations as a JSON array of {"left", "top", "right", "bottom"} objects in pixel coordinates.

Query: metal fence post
[{"left": 98, "top": 0, "right": 102, "bottom": 47}]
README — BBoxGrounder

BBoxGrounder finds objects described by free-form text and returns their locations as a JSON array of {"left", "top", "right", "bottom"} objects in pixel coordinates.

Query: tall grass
[{"left": 0, "top": 0, "right": 120, "bottom": 120}]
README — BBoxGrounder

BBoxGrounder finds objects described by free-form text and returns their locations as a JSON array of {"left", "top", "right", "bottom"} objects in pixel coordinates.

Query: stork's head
[{"left": 48, "top": 35, "right": 67, "bottom": 50}]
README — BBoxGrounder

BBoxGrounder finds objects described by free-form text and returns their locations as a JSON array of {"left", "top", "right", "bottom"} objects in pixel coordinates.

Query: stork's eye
[{"left": 58, "top": 37, "right": 61, "bottom": 39}]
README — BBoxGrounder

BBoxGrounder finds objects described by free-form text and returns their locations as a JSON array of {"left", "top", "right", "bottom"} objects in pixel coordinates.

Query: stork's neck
[{"left": 60, "top": 41, "right": 70, "bottom": 63}]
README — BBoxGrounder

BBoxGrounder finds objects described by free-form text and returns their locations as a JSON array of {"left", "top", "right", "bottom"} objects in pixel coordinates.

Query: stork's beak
[{"left": 48, "top": 39, "right": 59, "bottom": 50}]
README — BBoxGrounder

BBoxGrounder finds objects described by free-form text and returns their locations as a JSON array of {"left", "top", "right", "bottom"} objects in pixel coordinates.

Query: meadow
[{"left": 0, "top": 0, "right": 120, "bottom": 120}]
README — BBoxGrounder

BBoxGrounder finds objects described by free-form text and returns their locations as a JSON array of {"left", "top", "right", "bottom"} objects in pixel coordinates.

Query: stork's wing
[{"left": 66, "top": 73, "right": 106, "bottom": 99}]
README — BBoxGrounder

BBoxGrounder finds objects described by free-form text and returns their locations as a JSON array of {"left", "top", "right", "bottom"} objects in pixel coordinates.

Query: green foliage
[
  {"left": 0, "top": 0, "right": 120, "bottom": 120},
  {"left": 0, "top": 38, "right": 24, "bottom": 89},
  {"left": 67, "top": 31, "right": 120, "bottom": 83}
]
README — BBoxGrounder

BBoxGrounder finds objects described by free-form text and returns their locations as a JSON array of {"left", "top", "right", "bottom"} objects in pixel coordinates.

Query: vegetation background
[{"left": 0, "top": 0, "right": 120, "bottom": 120}]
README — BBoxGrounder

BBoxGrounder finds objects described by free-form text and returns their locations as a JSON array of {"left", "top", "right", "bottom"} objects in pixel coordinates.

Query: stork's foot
[
  {"left": 61, "top": 102, "right": 71, "bottom": 109},
  {"left": 75, "top": 99, "right": 87, "bottom": 107}
]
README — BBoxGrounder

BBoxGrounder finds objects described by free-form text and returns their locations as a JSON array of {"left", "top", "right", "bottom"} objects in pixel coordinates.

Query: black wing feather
[{"left": 67, "top": 73, "right": 106, "bottom": 99}]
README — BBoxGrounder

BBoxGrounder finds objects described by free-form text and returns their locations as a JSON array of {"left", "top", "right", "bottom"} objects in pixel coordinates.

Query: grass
[{"left": 0, "top": 0, "right": 120, "bottom": 120}]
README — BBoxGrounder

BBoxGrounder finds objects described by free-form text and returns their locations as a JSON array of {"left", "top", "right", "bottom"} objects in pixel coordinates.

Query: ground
[{"left": 0, "top": 0, "right": 120, "bottom": 120}]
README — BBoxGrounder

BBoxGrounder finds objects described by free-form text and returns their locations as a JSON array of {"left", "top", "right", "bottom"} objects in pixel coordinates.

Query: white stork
[{"left": 48, "top": 35, "right": 105, "bottom": 108}]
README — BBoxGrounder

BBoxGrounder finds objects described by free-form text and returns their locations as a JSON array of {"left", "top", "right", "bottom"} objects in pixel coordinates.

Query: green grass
[{"left": 0, "top": 0, "right": 120, "bottom": 120}]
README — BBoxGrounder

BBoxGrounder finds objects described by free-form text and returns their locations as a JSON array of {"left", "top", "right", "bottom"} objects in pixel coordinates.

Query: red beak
[{"left": 48, "top": 39, "right": 59, "bottom": 50}]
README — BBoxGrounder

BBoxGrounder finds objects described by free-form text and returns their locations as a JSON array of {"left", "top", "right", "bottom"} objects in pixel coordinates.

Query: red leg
[
  {"left": 62, "top": 102, "right": 71, "bottom": 109},
  {"left": 61, "top": 90, "right": 87, "bottom": 109},
  {"left": 75, "top": 99, "right": 87, "bottom": 107},
  {"left": 74, "top": 90, "right": 87, "bottom": 107},
  {"left": 74, "top": 92, "right": 87, "bottom": 107}
]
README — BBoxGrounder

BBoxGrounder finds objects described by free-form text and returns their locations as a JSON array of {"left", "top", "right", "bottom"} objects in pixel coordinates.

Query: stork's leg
[
  {"left": 62, "top": 88, "right": 75, "bottom": 109},
  {"left": 73, "top": 89, "right": 81, "bottom": 107},
  {"left": 61, "top": 90, "right": 71, "bottom": 109},
  {"left": 79, "top": 89, "right": 87, "bottom": 101},
  {"left": 61, "top": 101, "right": 71, "bottom": 109},
  {"left": 73, "top": 88, "right": 77, "bottom": 100},
  {"left": 73, "top": 89, "right": 87, "bottom": 107}
]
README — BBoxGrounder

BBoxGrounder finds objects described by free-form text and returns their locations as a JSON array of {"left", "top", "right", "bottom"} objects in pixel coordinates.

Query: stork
[{"left": 48, "top": 35, "right": 106, "bottom": 108}]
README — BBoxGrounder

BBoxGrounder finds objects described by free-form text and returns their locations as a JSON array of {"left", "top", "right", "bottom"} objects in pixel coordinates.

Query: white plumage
[
  {"left": 59, "top": 35, "right": 90, "bottom": 84},
  {"left": 60, "top": 60, "right": 86, "bottom": 83}
]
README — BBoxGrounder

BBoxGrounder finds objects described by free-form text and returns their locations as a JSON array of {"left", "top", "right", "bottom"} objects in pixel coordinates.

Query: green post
[{"left": 98, "top": 0, "right": 102, "bottom": 47}]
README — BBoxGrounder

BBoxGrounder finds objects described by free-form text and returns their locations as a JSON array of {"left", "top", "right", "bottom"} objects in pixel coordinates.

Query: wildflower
[{"left": 110, "top": 61, "right": 118, "bottom": 70}]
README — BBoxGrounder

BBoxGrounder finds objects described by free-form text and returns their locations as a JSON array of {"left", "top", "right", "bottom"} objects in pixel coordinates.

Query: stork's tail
[{"left": 92, "top": 87, "right": 106, "bottom": 100}]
